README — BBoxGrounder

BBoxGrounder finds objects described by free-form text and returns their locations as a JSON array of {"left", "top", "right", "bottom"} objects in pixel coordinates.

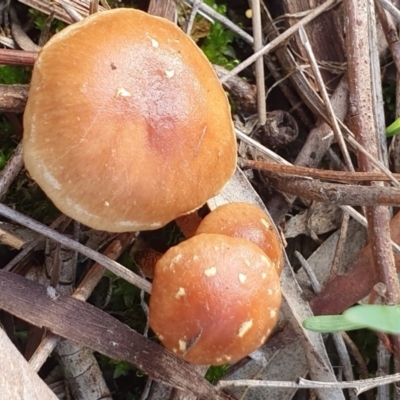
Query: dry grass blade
[
  {"left": 298, "top": 25, "right": 353, "bottom": 171},
  {"left": 18, "top": 0, "right": 106, "bottom": 23},
  {"left": 220, "top": 0, "right": 340, "bottom": 84},
  {"left": 251, "top": 0, "right": 266, "bottom": 125}
]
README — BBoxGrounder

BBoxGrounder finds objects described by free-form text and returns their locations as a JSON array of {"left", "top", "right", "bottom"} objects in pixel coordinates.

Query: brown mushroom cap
[
  {"left": 23, "top": 9, "right": 236, "bottom": 232},
  {"left": 195, "top": 202, "right": 283, "bottom": 274},
  {"left": 149, "top": 233, "right": 281, "bottom": 365}
]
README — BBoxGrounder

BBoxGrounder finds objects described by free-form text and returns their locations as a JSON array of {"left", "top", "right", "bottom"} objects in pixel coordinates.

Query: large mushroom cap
[
  {"left": 23, "top": 9, "right": 236, "bottom": 232},
  {"left": 149, "top": 233, "right": 281, "bottom": 365},
  {"left": 195, "top": 202, "right": 284, "bottom": 274}
]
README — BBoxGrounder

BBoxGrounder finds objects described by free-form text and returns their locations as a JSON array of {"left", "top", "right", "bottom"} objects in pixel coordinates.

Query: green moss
[
  {"left": 205, "top": 363, "right": 230, "bottom": 383},
  {"left": 4, "top": 178, "right": 60, "bottom": 224},
  {"left": 28, "top": 9, "right": 65, "bottom": 33},
  {"left": 0, "top": 65, "right": 31, "bottom": 84},
  {"left": 200, "top": 0, "right": 239, "bottom": 69}
]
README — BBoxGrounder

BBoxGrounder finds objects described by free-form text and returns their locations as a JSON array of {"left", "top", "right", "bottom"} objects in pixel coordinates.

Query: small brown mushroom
[
  {"left": 195, "top": 202, "right": 283, "bottom": 274},
  {"left": 149, "top": 233, "right": 281, "bottom": 365},
  {"left": 23, "top": 9, "right": 236, "bottom": 232}
]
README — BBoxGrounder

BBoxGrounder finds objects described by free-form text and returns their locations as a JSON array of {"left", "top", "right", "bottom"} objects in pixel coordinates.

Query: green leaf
[
  {"left": 304, "top": 305, "right": 400, "bottom": 334},
  {"left": 343, "top": 304, "right": 400, "bottom": 334},
  {"left": 386, "top": 117, "right": 400, "bottom": 137},
  {"left": 302, "top": 315, "right": 365, "bottom": 333}
]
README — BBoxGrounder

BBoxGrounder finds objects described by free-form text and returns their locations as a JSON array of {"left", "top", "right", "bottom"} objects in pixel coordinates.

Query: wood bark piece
[
  {"left": 0, "top": 270, "right": 229, "bottom": 399},
  {"left": 0, "top": 84, "right": 29, "bottom": 112},
  {"left": 283, "top": 0, "right": 345, "bottom": 90},
  {"left": 148, "top": 0, "right": 176, "bottom": 20},
  {"left": 0, "top": 48, "right": 37, "bottom": 65},
  {"left": 57, "top": 342, "right": 112, "bottom": 400},
  {"left": 344, "top": 0, "right": 400, "bottom": 362},
  {"left": 0, "top": 328, "right": 58, "bottom": 400},
  {"left": 0, "top": 143, "right": 24, "bottom": 201},
  {"left": 267, "top": 176, "right": 400, "bottom": 206},
  {"left": 41, "top": 236, "right": 112, "bottom": 400}
]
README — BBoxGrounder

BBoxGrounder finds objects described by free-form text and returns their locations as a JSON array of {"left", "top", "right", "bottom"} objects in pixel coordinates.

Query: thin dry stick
[
  {"left": 342, "top": 130, "right": 400, "bottom": 187},
  {"left": 295, "top": 252, "right": 359, "bottom": 400},
  {"left": 251, "top": 0, "right": 266, "bottom": 125},
  {"left": 0, "top": 49, "right": 37, "bottom": 65},
  {"left": 235, "top": 129, "right": 291, "bottom": 165},
  {"left": 394, "top": 358, "right": 400, "bottom": 400},
  {"left": 346, "top": 0, "right": 400, "bottom": 299},
  {"left": 298, "top": 26, "right": 354, "bottom": 172},
  {"left": 375, "top": 0, "right": 400, "bottom": 170},
  {"left": 345, "top": 0, "right": 400, "bottom": 360},
  {"left": 295, "top": 251, "right": 321, "bottom": 292},
  {"left": 0, "top": 143, "right": 23, "bottom": 201},
  {"left": 329, "top": 212, "right": 350, "bottom": 280},
  {"left": 217, "top": 374, "right": 400, "bottom": 394},
  {"left": 183, "top": 0, "right": 253, "bottom": 43},
  {"left": 262, "top": 5, "right": 331, "bottom": 123},
  {"left": 56, "top": 0, "right": 84, "bottom": 22},
  {"left": 341, "top": 332, "right": 373, "bottom": 387},
  {"left": 29, "top": 233, "right": 134, "bottom": 371},
  {"left": 0, "top": 203, "right": 151, "bottom": 293},
  {"left": 262, "top": 5, "right": 318, "bottom": 128},
  {"left": 341, "top": 205, "right": 400, "bottom": 254},
  {"left": 368, "top": 0, "right": 388, "bottom": 166},
  {"left": 263, "top": 53, "right": 314, "bottom": 128},
  {"left": 299, "top": 259, "right": 351, "bottom": 400},
  {"left": 377, "top": 0, "right": 400, "bottom": 23},
  {"left": 292, "top": 255, "right": 351, "bottom": 396},
  {"left": 375, "top": 2, "right": 400, "bottom": 76},
  {"left": 237, "top": 131, "right": 400, "bottom": 254},
  {"left": 267, "top": 176, "right": 400, "bottom": 206},
  {"left": 377, "top": 340, "right": 392, "bottom": 400},
  {"left": 265, "top": 76, "right": 349, "bottom": 221},
  {"left": 239, "top": 158, "right": 400, "bottom": 182},
  {"left": 331, "top": 333, "right": 358, "bottom": 400},
  {"left": 3, "top": 215, "right": 69, "bottom": 272},
  {"left": 185, "top": 0, "right": 202, "bottom": 35},
  {"left": 220, "top": 0, "right": 340, "bottom": 83}
]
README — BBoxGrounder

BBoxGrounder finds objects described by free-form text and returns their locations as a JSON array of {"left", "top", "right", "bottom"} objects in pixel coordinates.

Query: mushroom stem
[
  {"left": 134, "top": 248, "right": 162, "bottom": 279},
  {"left": 175, "top": 212, "right": 203, "bottom": 239}
]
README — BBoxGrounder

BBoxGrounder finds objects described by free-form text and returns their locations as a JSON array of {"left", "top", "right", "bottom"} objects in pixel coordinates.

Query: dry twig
[{"left": 344, "top": 0, "right": 400, "bottom": 359}]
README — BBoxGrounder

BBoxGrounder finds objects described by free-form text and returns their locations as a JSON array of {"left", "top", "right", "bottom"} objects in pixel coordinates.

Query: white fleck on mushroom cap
[{"left": 149, "top": 233, "right": 282, "bottom": 365}]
